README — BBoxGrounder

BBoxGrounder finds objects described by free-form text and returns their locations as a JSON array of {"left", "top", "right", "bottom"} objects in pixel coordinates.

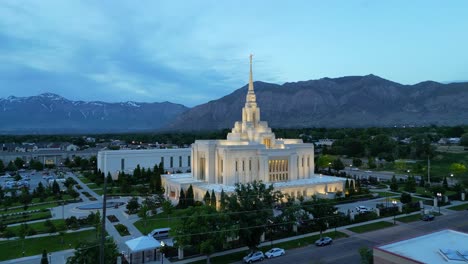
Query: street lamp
[
  {"left": 160, "top": 241, "right": 165, "bottom": 264},
  {"left": 450, "top": 173, "right": 454, "bottom": 186},
  {"left": 392, "top": 200, "right": 397, "bottom": 224},
  {"left": 437, "top": 192, "right": 442, "bottom": 214},
  {"left": 267, "top": 219, "right": 274, "bottom": 248}
]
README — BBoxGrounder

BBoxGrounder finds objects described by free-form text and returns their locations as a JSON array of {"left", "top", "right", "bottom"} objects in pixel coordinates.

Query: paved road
[{"left": 254, "top": 210, "right": 468, "bottom": 264}]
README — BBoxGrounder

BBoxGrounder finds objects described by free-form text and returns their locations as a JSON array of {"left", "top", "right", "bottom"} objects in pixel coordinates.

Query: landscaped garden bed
[
  {"left": 107, "top": 215, "right": 119, "bottom": 223},
  {"left": 114, "top": 224, "right": 130, "bottom": 236}
]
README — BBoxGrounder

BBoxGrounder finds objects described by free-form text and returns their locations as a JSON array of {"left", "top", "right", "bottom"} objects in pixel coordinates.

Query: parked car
[
  {"left": 356, "top": 206, "right": 371, "bottom": 214},
  {"left": 265, "top": 248, "right": 285, "bottom": 258},
  {"left": 315, "top": 236, "right": 333, "bottom": 246},
  {"left": 243, "top": 251, "right": 265, "bottom": 263},
  {"left": 421, "top": 214, "right": 435, "bottom": 221}
]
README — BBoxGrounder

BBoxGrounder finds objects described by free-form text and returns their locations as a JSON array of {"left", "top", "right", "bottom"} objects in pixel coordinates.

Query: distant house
[
  {"left": 438, "top": 137, "right": 461, "bottom": 145},
  {"left": 62, "top": 143, "right": 79, "bottom": 151},
  {"left": 314, "top": 139, "right": 335, "bottom": 147}
]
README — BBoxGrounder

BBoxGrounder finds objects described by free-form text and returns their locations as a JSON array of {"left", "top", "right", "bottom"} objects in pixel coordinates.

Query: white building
[
  {"left": 374, "top": 229, "right": 468, "bottom": 263},
  {"left": 97, "top": 148, "right": 191, "bottom": 178},
  {"left": 162, "top": 56, "right": 345, "bottom": 203}
]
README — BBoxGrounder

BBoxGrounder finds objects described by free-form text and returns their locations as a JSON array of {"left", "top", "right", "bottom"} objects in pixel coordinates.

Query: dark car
[{"left": 421, "top": 214, "right": 435, "bottom": 221}]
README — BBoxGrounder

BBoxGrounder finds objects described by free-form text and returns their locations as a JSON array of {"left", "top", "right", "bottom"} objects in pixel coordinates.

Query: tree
[
  {"left": 461, "top": 133, "right": 468, "bottom": 147},
  {"left": 64, "top": 157, "right": 72, "bottom": 168},
  {"left": 220, "top": 189, "right": 227, "bottom": 210},
  {"left": 404, "top": 176, "right": 416, "bottom": 193},
  {"left": 443, "top": 176, "right": 448, "bottom": 189},
  {"left": 390, "top": 175, "right": 399, "bottom": 192},
  {"left": 359, "top": 247, "right": 373, "bottom": 264},
  {"left": 367, "top": 157, "right": 376, "bottom": 169},
  {"left": 6, "top": 161, "right": 17, "bottom": 172},
  {"left": 352, "top": 158, "right": 362, "bottom": 168},
  {"left": 19, "top": 188, "right": 32, "bottom": 210},
  {"left": 186, "top": 185, "right": 195, "bottom": 207},
  {"left": 203, "top": 190, "right": 211, "bottom": 205},
  {"left": 69, "top": 188, "right": 80, "bottom": 201},
  {"left": 52, "top": 180, "right": 60, "bottom": 196},
  {"left": 14, "top": 157, "right": 25, "bottom": 169},
  {"left": 41, "top": 249, "right": 49, "bottom": 264},
  {"left": 66, "top": 238, "right": 119, "bottom": 264},
  {"left": 210, "top": 189, "right": 216, "bottom": 207},
  {"left": 175, "top": 206, "right": 230, "bottom": 264},
  {"left": 178, "top": 188, "right": 186, "bottom": 209},
  {"left": 0, "top": 159, "right": 5, "bottom": 174},
  {"left": 317, "top": 155, "right": 334, "bottom": 170},
  {"left": 30, "top": 160, "right": 44, "bottom": 171},
  {"left": 332, "top": 158, "right": 345, "bottom": 171},
  {"left": 400, "top": 193, "right": 412, "bottom": 204},
  {"left": 449, "top": 163, "right": 467, "bottom": 176},
  {"left": 223, "top": 181, "right": 279, "bottom": 251},
  {"left": 126, "top": 197, "right": 140, "bottom": 214}
]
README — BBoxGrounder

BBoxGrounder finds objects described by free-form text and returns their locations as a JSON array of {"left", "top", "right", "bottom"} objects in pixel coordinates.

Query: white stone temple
[{"left": 162, "top": 55, "right": 345, "bottom": 203}]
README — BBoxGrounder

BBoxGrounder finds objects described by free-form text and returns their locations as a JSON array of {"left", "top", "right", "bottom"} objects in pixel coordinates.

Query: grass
[
  {"left": 0, "top": 229, "right": 97, "bottom": 261},
  {"left": 190, "top": 231, "right": 348, "bottom": 264},
  {"left": 5, "top": 219, "right": 67, "bottom": 236},
  {"left": 77, "top": 176, "right": 91, "bottom": 184},
  {"left": 347, "top": 221, "right": 395, "bottom": 233},
  {"left": 447, "top": 203, "right": 468, "bottom": 211},
  {"left": 2, "top": 210, "right": 52, "bottom": 225},
  {"left": 86, "top": 183, "right": 98, "bottom": 189},
  {"left": 396, "top": 214, "right": 423, "bottom": 223},
  {"left": 134, "top": 208, "right": 191, "bottom": 235},
  {"left": 375, "top": 191, "right": 398, "bottom": 197}
]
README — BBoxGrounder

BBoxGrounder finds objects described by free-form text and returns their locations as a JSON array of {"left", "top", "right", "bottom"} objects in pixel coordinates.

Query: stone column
[
  {"left": 398, "top": 204, "right": 403, "bottom": 213},
  {"left": 462, "top": 193, "right": 466, "bottom": 201},
  {"left": 419, "top": 200, "right": 424, "bottom": 209},
  {"left": 260, "top": 232, "right": 265, "bottom": 242},
  {"left": 444, "top": 196, "right": 449, "bottom": 203},
  {"left": 375, "top": 207, "right": 380, "bottom": 217},
  {"left": 433, "top": 198, "right": 438, "bottom": 208},
  {"left": 293, "top": 224, "right": 298, "bottom": 233},
  {"left": 349, "top": 212, "right": 355, "bottom": 221}
]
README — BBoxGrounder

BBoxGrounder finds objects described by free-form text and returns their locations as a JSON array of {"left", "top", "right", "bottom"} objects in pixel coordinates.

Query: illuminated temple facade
[{"left": 162, "top": 56, "right": 344, "bottom": 203}]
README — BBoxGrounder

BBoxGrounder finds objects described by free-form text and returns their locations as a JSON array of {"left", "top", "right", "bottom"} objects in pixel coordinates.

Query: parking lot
[{"left": 0, "top": 170, "right": 66, "bottom": 193}]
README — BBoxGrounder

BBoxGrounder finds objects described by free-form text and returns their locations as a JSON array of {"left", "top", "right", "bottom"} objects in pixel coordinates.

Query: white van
[{"left": 148, "top": 228, "right": 170, "bottom": 239}]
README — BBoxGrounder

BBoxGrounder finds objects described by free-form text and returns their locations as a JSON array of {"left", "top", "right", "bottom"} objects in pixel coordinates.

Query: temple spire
[
  {"left": 246, "top": 54, "right": 257, "bottom": 104},
  {"left": 248, "top": 54, "right": 254, "bottom": 91}
]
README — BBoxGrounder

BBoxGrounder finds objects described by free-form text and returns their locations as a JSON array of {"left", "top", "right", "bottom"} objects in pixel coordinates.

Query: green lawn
[
  {"left": 396, "top": 214, "right": 422, "bottom": 223},
  {"left": 5, "top": 219, "right": 67, "bottom": 236},
  {"left": 3, "top": 210, "right": 52, "bottom": 225},
  {"left": 347, "top": 221, "right": 395, "bottom": 233},
  {"left": 0, "top": 229, "right": 97, "bottom": 261},
  {"left": 134, "top": 208, "right": 192, "bottom": 235},
  {"left": 77, "top": 176, "right": 91, "bottom": 184},
  {"left": 190, "top": 231, "right": 348, "bottom": 264},
  {"left": 375, "top": 191, "right": 398, "bottom": 197},
  {"left": 86, "top": 183, "right": 98, "bottom": 189},
  {"left": 447, "top": 203, "right": 468, "bottom": 211}
]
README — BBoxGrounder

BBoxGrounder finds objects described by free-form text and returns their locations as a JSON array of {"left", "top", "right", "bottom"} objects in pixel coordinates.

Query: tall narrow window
[
  {"left": 170, "top": 157, "right": 173, "bottom": 168},
  {"left": 160, "top": 157, "right": 164, "bottom": 165},
  {"left": 242, "top": 160, "right": 245, "bottom": 171},
  {"left": 221, "top": 159, "right": 223, "bottom": 172},
  {"left": 249, "top": 160, "right": 252, "bottom": 171},
  {"left": 235, "top": 161, "right": 238, "bottom": 172},
  {"left": 188, "top": 156, "right": 191, "bottom": 167},
  {"left": 179, "top": 156, "right": 182, "bottom": 167},
  {"left": 121, "top": 158, "right": 125, "bottom": 171}
]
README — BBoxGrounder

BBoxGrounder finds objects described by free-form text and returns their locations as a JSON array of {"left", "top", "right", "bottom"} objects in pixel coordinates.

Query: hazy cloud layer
[{"left": 1, "top": 1, "right": 467, "bottom": 106}]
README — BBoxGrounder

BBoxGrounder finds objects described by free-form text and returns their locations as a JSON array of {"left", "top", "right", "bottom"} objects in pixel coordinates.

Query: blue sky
[{"left": 1, "top": 1, "right": 467, "bottom": 106}]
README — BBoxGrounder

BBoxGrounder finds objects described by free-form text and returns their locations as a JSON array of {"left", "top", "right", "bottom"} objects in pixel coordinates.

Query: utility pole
[
  {"left": 100, "top": 173, "right": 107, "bottom": 264},
  {"left": 427, "top": 156, "right": 431, "bottom": 185}
]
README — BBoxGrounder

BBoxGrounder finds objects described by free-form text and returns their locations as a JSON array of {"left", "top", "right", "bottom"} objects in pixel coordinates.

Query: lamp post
[
  {"left": 392, "top": 200, "right": 397, "bottom": 224},
  {"left": 437, "top": 192, "right": 442, "bottom": 214},
  {"left": 160, "top": 241, "right": 165, "bottom": 264},
  {"left": 328, "top": 162, "right": 332, "bottom": 175},
  {"left": 450, "top": 173, "right": 454, "bottom": 186}
]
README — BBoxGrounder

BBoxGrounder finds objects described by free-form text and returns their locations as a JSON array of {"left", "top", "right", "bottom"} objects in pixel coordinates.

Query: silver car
[
  {"left": 243, "top": 251, "right": 265, "bottom": 263},
  {"left": 265, "top": 248, "right": 285, "bottom": 258},
  {"left": 315, "top": 236, "right": 333, "bottom": 246}
]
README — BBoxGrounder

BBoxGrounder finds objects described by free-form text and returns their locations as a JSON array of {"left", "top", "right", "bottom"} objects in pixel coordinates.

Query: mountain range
[{"left": 2, "top": 75, "right": 468, "bottom": 134}]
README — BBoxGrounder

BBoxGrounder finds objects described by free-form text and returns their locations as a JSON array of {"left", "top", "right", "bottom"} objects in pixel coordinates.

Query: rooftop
[{"left": 377, "top": 229, "right": 468, "bottom": 263}]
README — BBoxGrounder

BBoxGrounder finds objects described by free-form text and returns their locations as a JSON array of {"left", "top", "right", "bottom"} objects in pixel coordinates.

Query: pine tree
[
  {"left": 390, "top": 175, "right": 399, "bottom": 192},
  {"left": 178, "top": 188, "right": 186, "bottom": 209},
  {"left": 210, "top": 189, "right": 216, "bottom": 207},
  {"left": 41, "top": 249, "right": 49, "bottom": 264},
  {"left": 0, "top": 159, "right": 5, "bottom": 173},
  {"left": 220, "top": 189, "right": 227, "bottom": 210},
  {"left": 186, "top": 185, "right": 194, "bottom": 207},
  {"left": 203, "top": 190, "right": 211, "bottom": 205},
  {"left": 443, "top": 176, "right": 448, "bottom": 189}
]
